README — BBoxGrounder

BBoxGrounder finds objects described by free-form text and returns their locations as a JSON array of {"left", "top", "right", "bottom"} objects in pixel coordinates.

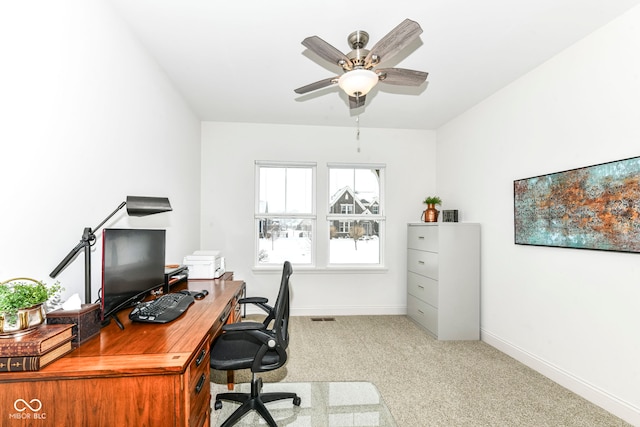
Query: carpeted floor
[{"left": 211, "top": 315, "right": 630, "bottom": 426}]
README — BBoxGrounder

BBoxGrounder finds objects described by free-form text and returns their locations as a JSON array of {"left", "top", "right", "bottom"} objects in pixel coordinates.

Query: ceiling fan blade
[
  {"left": 294, "top": 76, "right": 339, "bottom": 94},
  {"left": 302, "top": 36, "right": 352, "bottom": 70},
  {"left": 377, "top": 68, "right": 428, "bottom": 86},
  {"left": 349, "top": 94, "right": 366, "bottom": 109},
  {"left": 364, "top": 19, "right": 423, "bottom": 67}
]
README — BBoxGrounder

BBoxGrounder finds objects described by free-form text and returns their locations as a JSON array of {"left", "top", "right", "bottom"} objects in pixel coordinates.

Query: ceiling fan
[{"left": 294, "top": 18, "right": 428, "bottom": 109}]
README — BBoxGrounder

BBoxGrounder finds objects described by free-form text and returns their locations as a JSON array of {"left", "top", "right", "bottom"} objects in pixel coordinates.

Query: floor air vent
[{"left": 311, "top": 317, "right": 336, "bottom": 322}]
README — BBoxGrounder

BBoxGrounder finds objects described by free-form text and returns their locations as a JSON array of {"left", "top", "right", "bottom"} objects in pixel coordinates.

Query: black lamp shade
[{"left": 126, "top": 196, "right": 172, "bottom": 217}]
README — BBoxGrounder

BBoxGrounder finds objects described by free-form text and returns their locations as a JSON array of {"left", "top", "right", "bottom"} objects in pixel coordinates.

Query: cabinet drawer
[
  {"left": 408, "top": 225, "right": 438, "bottom": 252},
  {"left": 408, "top": 271, "right": 438, "bottom": 308},
  {"left": 188, "top": 336, "right": 211, "bottom": 427},
  {"left": 407, "top": 294, "right": 438, "bottom": 337},
  {"left": 407, "top": 249, "right": 438, "bottom": 279}
]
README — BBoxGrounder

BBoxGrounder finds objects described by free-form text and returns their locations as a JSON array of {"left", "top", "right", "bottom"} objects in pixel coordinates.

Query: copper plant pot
[{"left": 422, "top": 204, "right": 439, "bottom": 222}]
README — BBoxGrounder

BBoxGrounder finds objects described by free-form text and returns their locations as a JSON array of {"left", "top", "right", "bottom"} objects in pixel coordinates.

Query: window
[
  {"left": 341, "top": 204, "right": 354, "bottom": 214},
  {"left": 255, "top": 162, "right": 316, "bottom": 266},
  {"left": 328, "top": 164, "right": 384, "bottom": 265},
  {"left": 255, "top": 162, "right": 384, "bottom": 268}
]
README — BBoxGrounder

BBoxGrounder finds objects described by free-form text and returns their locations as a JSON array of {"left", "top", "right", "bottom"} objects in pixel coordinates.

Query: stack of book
[{"left": 0, "top": 324, "right": 75, "bottom": 372}]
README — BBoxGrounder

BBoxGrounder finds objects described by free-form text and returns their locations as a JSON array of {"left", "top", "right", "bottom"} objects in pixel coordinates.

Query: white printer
[{"left": 183, "top": 250, "right": 225, "bottom": 279}]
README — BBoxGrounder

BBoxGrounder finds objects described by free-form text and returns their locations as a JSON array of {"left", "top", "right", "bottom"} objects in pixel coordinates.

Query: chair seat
[{"left": 210, "top": 329, "right": 283, "bottom": 371}]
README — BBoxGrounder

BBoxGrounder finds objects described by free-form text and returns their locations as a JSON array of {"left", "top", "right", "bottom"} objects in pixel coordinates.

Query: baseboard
[
  {"left": 481, "top": 328, "right": 640, "bottom": 426},
  {"left": 290, "top": 306, "right": 406, "bottom": 316}
]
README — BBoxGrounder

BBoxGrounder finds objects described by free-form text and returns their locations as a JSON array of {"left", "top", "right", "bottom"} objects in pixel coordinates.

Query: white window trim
[
  {"left": 254, "top": 161, "right": 317, "bottom": 268},
  {"left": 326, "top": 163, "right": 386, "bottom": 268}
]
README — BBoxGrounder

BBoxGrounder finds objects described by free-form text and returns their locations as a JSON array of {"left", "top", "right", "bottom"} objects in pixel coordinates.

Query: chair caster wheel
[
  {"left": 293, "top": 396, "right": 301, "bottom": 406},
  {"left": 214, "top": 400, "right": 222, "bottom": 410}
]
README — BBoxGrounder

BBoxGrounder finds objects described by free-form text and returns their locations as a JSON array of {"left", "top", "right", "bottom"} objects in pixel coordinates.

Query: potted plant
[
  {"left": 422, "top": 196, "right": 442, "bottom": 222},
  {"left": 0, "top": 278, "right": 62, "bottom": 336},
  {"left": 423, "top": 196, "right": 442, "bottom": 206}
]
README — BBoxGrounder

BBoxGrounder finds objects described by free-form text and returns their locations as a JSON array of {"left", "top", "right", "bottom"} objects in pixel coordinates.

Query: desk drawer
[
  {"left": 188, "top": 336, "right": 211, "bottom": 427},
  {"left": 407, "top": 294, "right": 438, "bottom": 337},
  {"left": 408, "top": 271, "right": 438, "bottom": 308},
  {"left": 407, "top": 249, "right": 438, "bottom": 279},
  {"left": 230, "top": 287, "right": 243, "bottom": 324},
  {"left": 232, "top": 301, "right": 241, "bottom": 323}
]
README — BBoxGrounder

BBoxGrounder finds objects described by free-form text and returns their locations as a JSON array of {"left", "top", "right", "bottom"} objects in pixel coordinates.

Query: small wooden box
[{"left": 47, "top": 303, "right": 101, "bottom": 347}]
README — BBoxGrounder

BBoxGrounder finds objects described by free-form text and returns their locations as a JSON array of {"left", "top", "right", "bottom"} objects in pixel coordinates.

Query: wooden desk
[{"left": 0, "top": 279, "right": 245, "bottom": 427}]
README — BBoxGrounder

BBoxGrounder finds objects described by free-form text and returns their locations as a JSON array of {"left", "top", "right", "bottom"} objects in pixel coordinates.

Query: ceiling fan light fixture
[{"left": 338, "top": 69, "right": 379, "bottom": 97}]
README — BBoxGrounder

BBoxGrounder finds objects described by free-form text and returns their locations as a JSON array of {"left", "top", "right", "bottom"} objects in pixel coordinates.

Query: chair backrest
[
  {"left": 272, "top": 260, "right": 292, "bottom": 350},
  {"left": 252, "top": 261, "right": 292, "bottom": 372}
]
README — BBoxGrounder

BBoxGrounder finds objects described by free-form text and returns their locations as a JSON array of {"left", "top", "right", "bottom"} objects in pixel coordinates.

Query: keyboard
[{"left": 129, "top": 293, "right": 195, "bottom": 324}]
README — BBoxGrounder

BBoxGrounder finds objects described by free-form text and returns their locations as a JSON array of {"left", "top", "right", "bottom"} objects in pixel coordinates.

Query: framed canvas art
[{"left": 514, "top": 156, "right": 640, "bottom": 253}]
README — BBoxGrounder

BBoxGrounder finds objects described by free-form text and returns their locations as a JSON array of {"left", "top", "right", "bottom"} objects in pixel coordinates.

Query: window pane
[
  {"left": 286, "top": 168, "right": 313, "bottom": 213},
  {"left": 257, "top": 217, "right": 313, "bottom": 265},
  {"left": 329, "top": 168, "right": 380, "bottom": 214},
  {"left": 329, "top": 220, "right": 380, "bottom": 264},
  {"left": 259, "top": 167, "right": 312, "bottom": 214},
  {"left": 259, "top": 168, "right": 285, "bottom": 213}
]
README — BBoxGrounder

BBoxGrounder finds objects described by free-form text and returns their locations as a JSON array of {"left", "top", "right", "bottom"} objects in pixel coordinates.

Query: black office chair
[{"left": 210, "top": 261, "right": 301, "bottom": 427}]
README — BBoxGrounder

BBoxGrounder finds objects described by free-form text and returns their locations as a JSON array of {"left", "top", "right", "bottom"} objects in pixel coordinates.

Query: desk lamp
[{"left": 50, "top": 196, "right": 172, "bottom": 304}]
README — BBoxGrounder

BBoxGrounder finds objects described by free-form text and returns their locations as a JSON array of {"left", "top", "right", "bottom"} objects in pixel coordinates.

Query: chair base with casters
[{"left": 214, "top": 374, "right": 301, "bottom": 427}]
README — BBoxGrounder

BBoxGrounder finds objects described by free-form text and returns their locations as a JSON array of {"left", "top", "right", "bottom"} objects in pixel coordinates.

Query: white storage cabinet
[{"left": 406, "top": 223, "right": 480, "bottom": 340}]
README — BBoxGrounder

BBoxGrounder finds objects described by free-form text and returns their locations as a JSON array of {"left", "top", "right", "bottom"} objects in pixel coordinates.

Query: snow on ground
[{"left": 258, "top": 236, "right": 379, "bottom": 264}]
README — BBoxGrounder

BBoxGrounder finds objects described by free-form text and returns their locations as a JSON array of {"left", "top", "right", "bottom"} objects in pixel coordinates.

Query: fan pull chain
[{"left": 356, "top": 116, "right": 361, "bottom": 152}]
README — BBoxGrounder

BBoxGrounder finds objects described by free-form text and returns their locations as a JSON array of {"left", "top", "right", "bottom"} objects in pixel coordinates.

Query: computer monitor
[{"left": 100, "top": 228, "right": 166, "bottom": 322}]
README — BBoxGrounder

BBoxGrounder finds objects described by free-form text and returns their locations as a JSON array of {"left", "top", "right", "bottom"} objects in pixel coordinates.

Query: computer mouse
[{"left": 193, "top": 290, "right": 209, "bottom": 300}]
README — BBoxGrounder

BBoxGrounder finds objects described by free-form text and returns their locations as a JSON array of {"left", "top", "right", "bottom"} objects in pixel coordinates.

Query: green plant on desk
[{"left": 0, "top": 278, "right": 62, "bottom": 324}]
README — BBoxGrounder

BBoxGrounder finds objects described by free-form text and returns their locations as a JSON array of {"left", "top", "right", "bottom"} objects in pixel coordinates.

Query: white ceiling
[{"left": 107, "top": 0, "right": 640, "bottom": 130}]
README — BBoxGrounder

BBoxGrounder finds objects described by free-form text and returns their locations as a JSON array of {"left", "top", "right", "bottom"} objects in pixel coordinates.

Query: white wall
[
  {"left": 437, "top": 5, "right": 640, "bottom": 425},
  {"left": 201, "top": 122, "right": 435, "bottom": 315},
  {"left": 0, "top": 0, "right": 202, "bottom": 302}
]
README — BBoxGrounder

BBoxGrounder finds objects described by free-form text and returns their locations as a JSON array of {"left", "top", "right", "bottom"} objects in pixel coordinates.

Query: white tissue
[{"left": 62, "top": 293, "right": 82, "bottom": 311}]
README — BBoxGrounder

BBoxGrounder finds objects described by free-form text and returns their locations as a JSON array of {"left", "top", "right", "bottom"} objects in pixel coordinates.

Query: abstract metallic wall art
[{"left": 514, "top": 156, "right": 640, "bottom": 253}]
